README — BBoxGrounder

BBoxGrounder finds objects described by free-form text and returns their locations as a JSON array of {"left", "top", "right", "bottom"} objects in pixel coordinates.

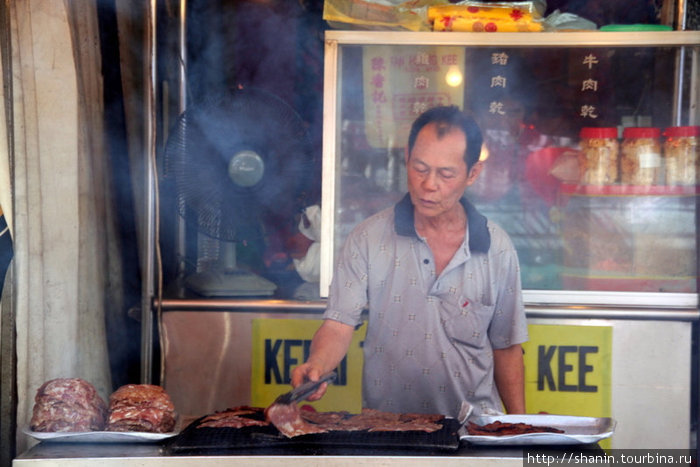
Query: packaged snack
[
  {"left": 663, "top": 126, "right": 699, "bottom": 186},
  {"left": 578, "top": 127, "right": 619, "bottom": 185},
  {"left": 620, "top": 127, "right": 662, "bottom": 186},
  {"left": 429, "top": 2, "right": 544, "bottom": 32}
]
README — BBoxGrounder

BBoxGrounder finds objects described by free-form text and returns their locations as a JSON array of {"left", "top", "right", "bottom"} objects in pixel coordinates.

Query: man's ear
[
  {"left": 466, "top": 161, "right": 484, "bottom": 185},
  {"left": 404, "top": 147, "right": 410, "bottom": 165}
]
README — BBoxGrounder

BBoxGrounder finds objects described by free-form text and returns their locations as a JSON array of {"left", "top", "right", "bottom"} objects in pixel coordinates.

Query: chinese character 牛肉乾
[
  {"left": 581, "top": 78, "right": 598, "bottom": 92},
  {"left": 414, "top": 75, "right": 430, "bottom": 90},
  {"left": 489, "top": 101, "right": 506, "bottom": 115},
  {"left": 412, "top": 101, "right": 429, "bottom": 115},
  {"left": 582, "top": 54, "right": 599, "bottom": 70},
  {"left": 580, "top": 105, "right": 598, "bottom": 119},
  {"left": 490, "top": 75, "right": 507, "bottom": 88}
]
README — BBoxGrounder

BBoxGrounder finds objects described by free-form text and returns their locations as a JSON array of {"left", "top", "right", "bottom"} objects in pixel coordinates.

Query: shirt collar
[{"left": 394, "top": 193, "right": 490, "bottom": 253}]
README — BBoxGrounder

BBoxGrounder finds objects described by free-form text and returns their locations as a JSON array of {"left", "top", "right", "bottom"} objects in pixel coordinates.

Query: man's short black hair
[{"left": 407, "top": 105, "right": 483, "bottom": 170}]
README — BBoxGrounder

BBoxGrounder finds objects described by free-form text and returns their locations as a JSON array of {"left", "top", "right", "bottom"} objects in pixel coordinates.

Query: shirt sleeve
[
  {"left": 486, "top": 224, "right": 529, "bottom": 349},
  {"left": 323, "top": 223, "right": 371, "bottom": 327}
]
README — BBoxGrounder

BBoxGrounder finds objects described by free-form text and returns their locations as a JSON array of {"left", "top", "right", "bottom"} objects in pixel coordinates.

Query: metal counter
[{"left": 14, "top": 440, "right": 603, "bottom": 467}]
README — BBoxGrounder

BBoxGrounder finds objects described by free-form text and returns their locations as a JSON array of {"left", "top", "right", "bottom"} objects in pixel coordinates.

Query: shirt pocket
[{"left": 438, "top": 294, "right": 494, "bottom": 350}]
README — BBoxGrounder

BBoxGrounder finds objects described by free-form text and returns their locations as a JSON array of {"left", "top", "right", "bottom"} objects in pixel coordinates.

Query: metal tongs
[{"left": 273, "top": 371, "right": 338, "bottom": 405}]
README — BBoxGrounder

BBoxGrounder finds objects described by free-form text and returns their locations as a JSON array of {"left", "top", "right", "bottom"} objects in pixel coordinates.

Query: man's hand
[
  {"left": 289, "top": 319, "right": 355, "bottom": 402},
  {"left": 290, "top": 363, "right": 328, "bottom": 401}
]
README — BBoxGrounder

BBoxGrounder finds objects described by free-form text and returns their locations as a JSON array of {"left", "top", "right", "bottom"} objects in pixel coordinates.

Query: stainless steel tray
[
  {"left": 459, "top": 414, "right": 615, "bottom": 446},
  {"left": 23, "top": 427, "right": 179, "bottom": 443}
]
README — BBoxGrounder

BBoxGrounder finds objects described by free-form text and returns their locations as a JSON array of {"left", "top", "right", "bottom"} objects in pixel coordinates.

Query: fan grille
[{"left": 165, "top": 88, "right": 316, "bottom": 241}]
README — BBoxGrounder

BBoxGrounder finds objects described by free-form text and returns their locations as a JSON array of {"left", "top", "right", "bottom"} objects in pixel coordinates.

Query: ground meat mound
[
  {"left": 106, "top": 384, "right": 176, "bottom": 433},
  {"left": 30, "top": 378, "right": 108, "bottom": 432}
]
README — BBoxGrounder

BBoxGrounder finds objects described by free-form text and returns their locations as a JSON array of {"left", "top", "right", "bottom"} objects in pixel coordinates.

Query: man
[{"left": 291, "top": 106, "right": 528, "bottom": 417}]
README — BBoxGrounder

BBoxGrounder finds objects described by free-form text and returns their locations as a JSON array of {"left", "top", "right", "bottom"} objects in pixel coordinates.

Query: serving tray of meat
[
  {"left": 26, "top": 379, "right": 180, "bottom": 443},
  {"left": 460, "top": 414, "right": 615, "bottom": 446},
  {"left": 166, "top": 406, "right": 461, "bottom": 454}
]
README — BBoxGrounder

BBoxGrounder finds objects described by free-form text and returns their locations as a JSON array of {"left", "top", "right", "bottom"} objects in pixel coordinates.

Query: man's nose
[{"left": 422, "top": 171, "right": 438, "bottom": 190}]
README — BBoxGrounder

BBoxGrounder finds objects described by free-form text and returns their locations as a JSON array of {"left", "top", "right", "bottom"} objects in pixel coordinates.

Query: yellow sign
[
  {"left": 363, "top": 46, "right": 465, "bottom": 148},
  {"left": 523, "top": 324, "right": 612, "bottom": 448},
  {"left": 251, "top": 320, "right": 612, "bottom": 445},
  {"left": 523, "top": 324, "right": 612, "bottom": 417},
  {"left": 250, "top": 318, "right": 366, "bottom": 413}
]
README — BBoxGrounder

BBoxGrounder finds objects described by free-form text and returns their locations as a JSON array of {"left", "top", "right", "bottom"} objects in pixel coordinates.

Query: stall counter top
[{"left": 14, "top": 441, "right": 601, "bottom": 467}]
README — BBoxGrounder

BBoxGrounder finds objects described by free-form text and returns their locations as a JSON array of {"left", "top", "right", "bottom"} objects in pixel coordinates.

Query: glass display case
[
  {"left": 318, "top": 31, "right": 700, "bottom": 449},
  {"left": 320, "top": 31, "right": 700, "bottom": 309}
]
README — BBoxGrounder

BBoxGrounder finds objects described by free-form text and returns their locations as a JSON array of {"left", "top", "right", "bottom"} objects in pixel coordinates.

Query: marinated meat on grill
[
  {"left": 265, "top": 402, "right": 328, "bottom": 438},
  {"left": 329, "top": 409, "right": 444, "bottom": 433},
  {"left": 265, "top": 405, "right": 445, "bottom": 437},
  {"left": 30, "top": 378, "right": 108, "bottom": 432},
  {"left": 197, "top": 406, "right": 270, "bottom": 429},
  {"left": 106, "top": 384, "right": 176, "bottom": 433}
]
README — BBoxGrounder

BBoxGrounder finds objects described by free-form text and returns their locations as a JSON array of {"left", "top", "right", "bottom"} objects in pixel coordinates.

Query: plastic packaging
[
  {"left": 578, "top": 127, "right": 619, "bottom": 185},
  {"left": 620, "top": 127, "right": 662, "bottom": 186},
  {"left": 428, "top": 2, "right": 544, "bottom": 32},
  {"left": 323, "top": 0, "right": 432, "bottom": 31},
  {"left": 322, "top": 0, "right": 546, "bottom": 32},
  {"left": 663, "top": 126, "right": 699, "bottom": 186}
]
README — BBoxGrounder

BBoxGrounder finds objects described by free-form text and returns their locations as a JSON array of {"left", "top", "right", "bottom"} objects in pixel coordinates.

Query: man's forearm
[
  {"left": 493, "top": 344, "right": 525, "bottom": 414},
  {"left": 306, "top": 319, "right": 355, "bottom": 373}
]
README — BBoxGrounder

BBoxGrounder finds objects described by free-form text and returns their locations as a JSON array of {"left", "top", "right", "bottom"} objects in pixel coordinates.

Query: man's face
[{"left": 406, "top": 122, "right": 481, "bottom": 221}]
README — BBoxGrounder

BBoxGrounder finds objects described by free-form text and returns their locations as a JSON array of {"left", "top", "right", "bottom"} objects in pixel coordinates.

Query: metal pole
[
  {"left": 175, "top": 0, "right": 187, "bottom": 281},
  {"left": 672, "top": 0, "right": 688, "bottom": 125},
  {"left": 141, "top": 0, "right": 158, "bottom": 384}
]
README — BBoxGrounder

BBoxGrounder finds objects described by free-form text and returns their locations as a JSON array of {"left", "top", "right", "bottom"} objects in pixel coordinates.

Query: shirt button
[{"left": 423, "top": 259, "right": 429, "bottom": 264}]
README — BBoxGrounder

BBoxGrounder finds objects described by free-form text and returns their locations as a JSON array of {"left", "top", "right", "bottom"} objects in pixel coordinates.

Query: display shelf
[
  {"left": 560, "top": 183, "right": 699, "bottom": 196},
  {"left": 325, "top": 30, "right": 700, "bottom": 47}
]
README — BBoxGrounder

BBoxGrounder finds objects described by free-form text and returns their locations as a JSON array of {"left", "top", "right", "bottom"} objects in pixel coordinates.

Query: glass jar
[
  {"left": 578, "top": 127, "right": 619, "bottom": 185},
  {"left": 620, "top": 127, "right": 662, "bottom": 186},
  {"left": 663, "top": 126, "right": 699, "bottom": 186}
]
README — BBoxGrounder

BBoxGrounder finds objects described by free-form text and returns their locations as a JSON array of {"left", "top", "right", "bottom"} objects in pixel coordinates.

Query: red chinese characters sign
[{"left": 363, "top": 46, "right": 465, "bottom": 148}]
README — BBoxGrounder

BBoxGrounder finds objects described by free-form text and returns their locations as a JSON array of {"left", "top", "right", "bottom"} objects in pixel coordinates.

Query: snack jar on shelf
[
  {"left": 620, "top": 127, "right": 662, "bottom": 185},
  {"left": 663, "top": 126, "right": 699, "bottom": 186},
  {"left": 578, "top": 127, "right": 619, "bottom": 185}
]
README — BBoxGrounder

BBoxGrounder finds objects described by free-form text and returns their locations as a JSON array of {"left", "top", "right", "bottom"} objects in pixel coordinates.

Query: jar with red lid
[
  {"left": 663, "top": 126, "right": 699, "bottom": 185},
  {"left": 620, "top": 127, "right": 662, "bottom": 185},
  {"left": 578, "top": 127, "right": 619, "bottom": 185}
]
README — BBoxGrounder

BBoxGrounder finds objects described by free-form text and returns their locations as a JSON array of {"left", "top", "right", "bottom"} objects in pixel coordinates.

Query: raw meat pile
[
  {"left": 195, "top": 405, "right": 445, "bottom": 438},
  {"left": 30, "top": 378, "right": 108, "bottom": 432},
  {"left": 106, "top": 384, "right": 177, "bottom": 433},
  {"left": 30, "top": 378, "right": 176, "bottom": 433}
]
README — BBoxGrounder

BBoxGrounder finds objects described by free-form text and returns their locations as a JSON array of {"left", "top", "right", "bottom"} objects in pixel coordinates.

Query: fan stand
[{"left": 184, "top": 241, "right": 277, "bottom": 297}]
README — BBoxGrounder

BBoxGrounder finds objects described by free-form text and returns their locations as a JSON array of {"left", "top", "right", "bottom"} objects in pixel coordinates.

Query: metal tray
[
  {"left": 23, "top": 427, "right": 179, "bottom": 443},
  {"left": 459, "top": 414, "right": 615, "bottom": 446}
]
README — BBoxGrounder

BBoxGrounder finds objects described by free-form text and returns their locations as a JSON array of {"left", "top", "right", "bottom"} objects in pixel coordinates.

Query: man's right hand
[
  {"left": 288, "top": 319, "right": 356, "bottom": 402},
  {"left": 290, "top": 363, "right": 328, "bottom": 401}
]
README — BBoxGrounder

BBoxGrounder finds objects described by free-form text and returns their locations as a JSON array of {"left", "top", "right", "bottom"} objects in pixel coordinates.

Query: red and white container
[
  {"left": 578, "top": 127, "right": 619, "bottom": 185},
  {"left": 620, "top": 127, "right": 662, "bottom": 186},
  {"left": 663, "top": 126, "right": 699, "bottom": 186}
]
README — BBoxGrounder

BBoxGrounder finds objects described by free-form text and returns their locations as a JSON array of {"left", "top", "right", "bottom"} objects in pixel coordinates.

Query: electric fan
[{"left": 164, "top": 88, "right": 316, "bottom": 296}]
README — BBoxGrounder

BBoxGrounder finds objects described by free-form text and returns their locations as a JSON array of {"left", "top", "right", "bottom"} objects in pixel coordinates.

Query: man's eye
[
  {"left": 413, "top": 165, "right": 429, "bottom": 174},
  {"left": 439, "top": 170, "right": 456, "bottom": 179}
]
